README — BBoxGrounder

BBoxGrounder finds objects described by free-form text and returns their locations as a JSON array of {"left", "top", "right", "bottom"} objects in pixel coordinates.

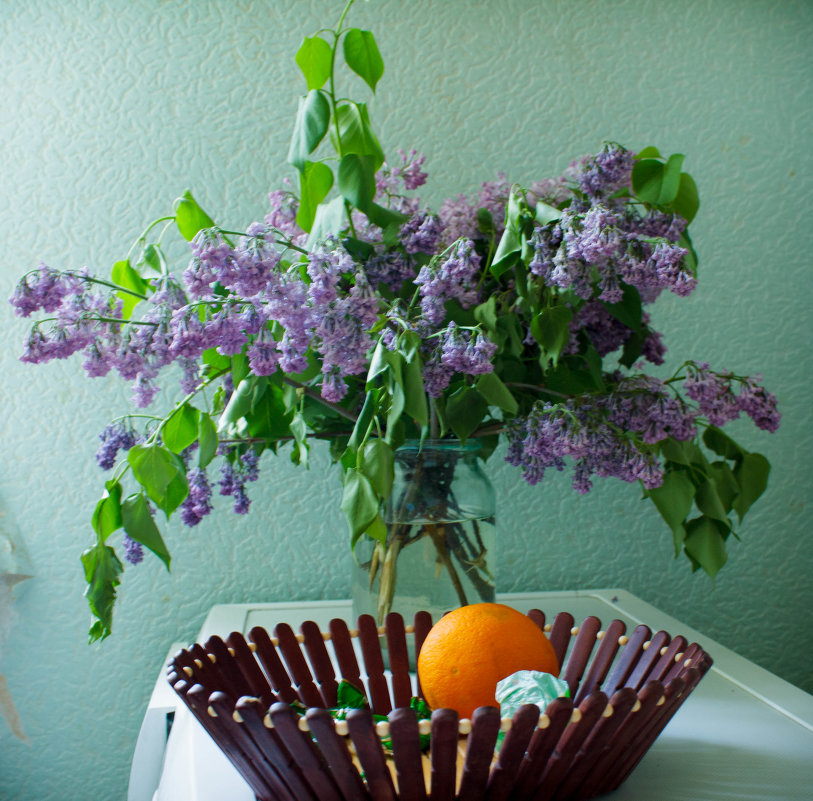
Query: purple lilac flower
[
  {"left": 376, "top": 149, "right": 428, "bottom": 196},
  {"left": 477, "top": 173, "right": 510, "bottom": 239},
  {"left": 571, "top": 144, "right": 635, "bottom": 200},
  {"left": 399, "top": 211, "right": 443, "bottom": 255},
  {"left": 10, "top": 264, "right": 86, "bottom": 317},
  {"left": 683, "top": 364, "right": 742, "bottom": 426},
  {"left": 265, "top": 184, "right": 306, "bottom": 247},
  {"left": 364, "top": 250, "right": 415, "bottom": 293},
  {"left": 122, "top": 534, "right": 144, "bottom": 566},
  {"left": 246, "top": 335, "right": 280, "bottom": 377},
  {"left": 414, "top": 239, "right": 482, "bottom": 325},
  {"left": 736, "top": 376, "right": 781, "bottom": 432},
  {"left": 608, "top": 376, "right": 697, "bottom": 444},
  {"left": 96, "top": 422, "right": 139, "bottom": 470},
  {"left": 180, "top": 467, "right": 213, "bottom": 527},
  {"left": 218, "top": 452, "right": 260, "bottom": 515},
  {"left": 307, "top": 241, "right": 354, "bottom": 306},
  {"left": 132, "top": 375, "right": 160, "bottom": 408},
  {"left": 438, "top": 193, "right": 480, "bottom": 245},
  {"left": 571, "top": 301, "right": 632, "bottom": 357}
]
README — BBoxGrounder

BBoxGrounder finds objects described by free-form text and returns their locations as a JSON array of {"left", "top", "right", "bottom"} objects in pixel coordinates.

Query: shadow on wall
[{"left": 0, "top": 498, "right": 34, "bottom": 742}]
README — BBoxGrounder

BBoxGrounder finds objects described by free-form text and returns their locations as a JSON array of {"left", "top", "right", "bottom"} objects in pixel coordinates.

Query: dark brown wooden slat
[
  {"left": 249, "top": 626, "right": 300, "bottom": 705},
  {"left": 429, "top": 708, "right": 459, "bottom": 801},
  {"left": 202, "top": 689, "right": 277, "bottom": 801},
  {"left": 204, "top": 636, "right": 250, "bottom": 699},
  {"left": 188, "top": 643, "right": 222, "bottom": 691},
  {"left": 623, "top": 630, "right": 670, "bottom": 691},
  {"left": 385, "top": 613, "right": 413, "bottom": 710},
  {"left": 388, "top": 707, "right": 428, "bottom": 801},
  {"left": 457, "top": 706, "right": 501, "bottom": 801},
  {"left": 357, "top": 614, "right": 392, "bottom": 715},
  {"left": 561, "top": 616, "right": 602, "bottom": 697},
  {"left": 645, "top": 635, "right": 688, "bottom": 684},
  {"left": 268, "top": 702, "right": 343, "bottom": 801},
  {"left": 301, "top": 620, "right": 340, "bottom": 708},
  {"left": 600, "top": 624, "right": 651, "bottom": 698},
  {"left": 484, "top": 703, "right": 540, "bottom": 801},
  {"left": 235, "top": 696, "right": 311, "bottom": 801},
  {"left": 552, "top": 686, "right": 637, "bottom": 800},
  {"left": 577, "top": 679, "right": 665, "bottom": 799},
  {"left": 662, "top": 641, "right": 701, "bottom": 684},
  {"left": 531, "top": 691, "right": 608, "bottom": 801},
  {"left": 548, "top": 612, "right": 575, "bottom": 671},
  {"left": 329, "top": 617, "right": 364, "bottom": 693},
  {"left": 573, "top": 619, "right": 626, "bottom": 705},
  {"left": 526, "top": 608, "right": 546, "bottom": 632},
  {"left": 305, "top": 707, "right": 369, "bottom": 801},
  {"left": 412, "top": 611, "right": 433, "bottom": 700},
  {"left": 227, "top": 631, "right": 278, "bottom": 708},
  {"left": 274, "top": 622, "right": 325, "bottom": 709},
  {"left": 346, "top": 708, "right": 398, "bottom": 801},
  {"left": 510, "top": 697, "right": 574, "bottom": 801}
]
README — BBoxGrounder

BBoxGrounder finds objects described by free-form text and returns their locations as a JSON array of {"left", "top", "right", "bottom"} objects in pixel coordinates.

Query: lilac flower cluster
[
  {"left": 414, "top": 239, "right": 482, "bottom": 325},
  {"left": 219, "top": 449, "right": 261, "bottom": 514},
  {"left": 684, "top": 363, "right": 780, "bottom": 432},
  {"left": 10, "top": 264, "right": 86, "bottom": 317},
  {"left": 567, "top": 143, "right": 635, "bottom": 200},
  {"left": 437, "top": 175, "right": 510, "bottom": 245},
  {"left": 375, "top": 149, "right": 428, "bottom": 196},
  {"left": 505, "top": 399, "right": 665, "bottom": 494},
  {"left": 95, "top": 422, "right": 139, "bottom": 470},
  {"left": 122, "top": 534, "right": 144, "bottom": 566},
  {"left": 180, "top": 467, "right": 214, "bottom": 527},
  {"left": 422, "top": 323, "right": 497, "bottom": 397}
]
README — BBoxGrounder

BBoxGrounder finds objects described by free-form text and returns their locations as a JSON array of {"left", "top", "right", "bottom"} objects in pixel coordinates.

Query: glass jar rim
[{"left": 396, "top": 438, "right": 481, "bottom": 453}]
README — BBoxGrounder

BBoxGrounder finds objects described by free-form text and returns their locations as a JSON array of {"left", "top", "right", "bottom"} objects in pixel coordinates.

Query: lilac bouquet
[{"left": 10, "top": 1, "right": 779, "bottom": 640}]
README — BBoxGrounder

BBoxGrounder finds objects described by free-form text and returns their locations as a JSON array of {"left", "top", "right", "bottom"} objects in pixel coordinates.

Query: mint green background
[{"left": 1, "top": 1, "right": 811, "bottom": 798}]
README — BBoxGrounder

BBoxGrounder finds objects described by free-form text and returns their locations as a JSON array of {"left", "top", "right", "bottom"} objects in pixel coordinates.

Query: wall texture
[{"left": 1, "top": 1, "right": 811, "bottom": 798}]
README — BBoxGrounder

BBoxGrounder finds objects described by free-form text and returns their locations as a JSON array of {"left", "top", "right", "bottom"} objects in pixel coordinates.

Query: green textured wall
[{"left": 1, "top": 1, "right": 811, "bottom": 798}]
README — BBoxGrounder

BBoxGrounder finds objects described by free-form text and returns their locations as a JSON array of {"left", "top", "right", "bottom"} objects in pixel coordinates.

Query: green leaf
[
  {"left": 702, "top": 425, "right": 745, "bottom": 461},
  {"left": 531, "top": 306, "right": 573, "bottom": 369},
  {"left": 296, "top": 161, "right": 334, "bottom": 233},
  {"left": 632, "top": 159, "right": 664, "bottom": 204},
  {"left": 361, "top": 438, "right": 394, "bottom": 499},
  {"left": 127, "top": 444, "right": 189, "bottom": 518},
  {"left": 331, "top": 103, "right": 385, "bottom": 169},
  {"left": 92, "top": 480, "right": 123, "bottom": 540},
  {"left": 446, "top": 386, "right": 489, "bottom": 443},
  {"left": 244, "top": 382, "right": 294, "bottom": 441},
  {"left": 733, "top": 452, "right": 770, "bottom": 522},
  {"left": 219, "top": 376, "right": 266, "bottom": 429},
  {"left": 660, "top": 437, "right": 708, "bottom": 468},
  {"left": 366, "top": 340, "right": 389, "bottom": 387},
  {"left": 347, "top": 391, "right": 377, "bottom": 452},
  {"left": 163, "top": 403, "right": 200, "bottom": 455},
  {"left": 477, "top": 208, "right": 495, "bottom": 238},
  {"left": 342, "top": 29, "right": 384, "bottom": 92},
  {"left": 491, "top": 191, "right": 522, "bottom": 274},
  {"left": 364, "top": 202, "right": 409, "bottom": 230},
  {"left": 673, "top": 172, "right": 699, "bottom": 223},
  {"left": 684, "top": 516, "right": 728, "bottom": 578},
  {"left": 338, "top": 153, "right": 376, "bottom": 211},
  {"left": 401, "top": 350, "right": 428, "bottom": 427},
  {"left": 121, "top": 493, "right": 171, "bottom": 570},
  {"left": 695, "top": 479, "right": 731, "bottom": 526},
  {"left": 198, "top": 412, "right": 218, "bottom": 468},
  {"left": 111, "top": 259, "right": 148, "bottom": 318},
  {"left": 708, "top": 461, "right": 739, "bottom": 513},
  {"left": 341, "top": 469, "right": 381, "bottom": 547},
  {"left": 289, "top": 411, "right": 309, "bottom": 467},
  {"left": 306, "top": 196, "right": 348, "bottom": 249},
  {"left": 287, "top": 89, "right": 331, "bottom": 171},
  {"left": 336, "top": 679, "right": 369, "bottom": 709},
  {"left": 659, "top": 153, "right": 685, "bottom": 205},
  {"left": 473, "top": 297, "right": 498, "bottom": 337},
  {"left": 646, "top": 468, "right": 695, "bottom": 547},
  {"left": 295, "top": 35, "right": 332, "bottom": 90},
  {"left": 476, "top": 372, "right": 518, "bottom": 415},
  {"left": 139, "top": 244, "right": 166, "bottom": 278},
  {"left": 175, "top": 190, "right": 215, "bottom": 241},
  {"left": 636, "top": 146, "right": 661, "bottom": 159},
  {"left": 534, "top": 201, "right": 561, "bottom": 226},
  {"left": 602, "top": 283, "right": 642, "bottom": 331},
  {"left": 81, "top": 543, "right": 123, "bottom": 642}
]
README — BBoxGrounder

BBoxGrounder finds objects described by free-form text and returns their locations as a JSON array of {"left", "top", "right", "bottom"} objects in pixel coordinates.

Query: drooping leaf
[
  {"left": 646, "top": 468, "right": 695, "bottom": 549},
  {"left": 175, "top": 190, "right": 215, "bottom": 241},
  {"left": 91, "top": 480, "right": 123, "bottom": 540},
  {"left": 658, "top": 153, "right": 685, "bottom": 205},
  {"left": 139, "top": 243, "right": 166, "bottom": 278},
  {"left": 632, "top": 159, "right": 664, "bottom": 205},
  {"left": 684, "top": 516, "right": 728, "bottom": 578},
  {"left": 295, "top": 35, "right": 333, "bottom": 90},
  {"left": 198, "top": 412, "right": 219, "bottom": 468},
  {"left": 342, "top": 28, "right": 384, "bottom": 92},
  {"left": 702, "top": 426, "right": 746, "bottom": 462},
  {"left": 673, "top": 172, "right": 700, "bottom": 223},
  {"left": 695, "top": 479, "right": 731, "bottom": 526},
  {"left": 287, "top": 89, "right": 331, "bottom": 171},
  {"left": 289, "top": 411, "right": 309, "bottom": 467},
  {"left": 127, "top": 444, "right": 189, "bottom": 518},
  {"left": 296, "top": 161, "right": 334, "bottom": 232},
  {"left": 364, "top": 201, "right": 409, "bottom": 229},
  {"left": 347, "top": 390, "right": 377, "bottom": 452},
  {"left": 162, "top": 402, "right": 200, "bottom": 455},
  {"left": 401, "top": 350, "right": 428, "bottom": 427},
  {"left": 331, "top": 103, "right": 385, "bottom": 169},
  {"left": 446, "top": 385, "right": 489, "bottom": 443},
  {"left": 338, "top": 153, "right": 376, "bottom": 211},
  {"left": 531, "top": 306, "right": 573, "bottom": 369},
  {"left": 534, "top": 201, "right": 561, "bottom": 226},
  {"left": 121, "top": 492, "right": 171, "bottom": 570},
  {"left": 491, "top": 190, "right": 522, "bottom": 274},
  {"left": 81, "top": 543, "right": 123, "bottom": 642},
  {"left": 219, "top": 376, "right": 267, "bottom": 429},
  {"left": 476, "top": 372, "right": 518, "bottom": 415},
  {"left": 733, "top": 452, "right": 770, "bottom": 522},
  {"left": 361, "top": 438, "right": 394, "bottom": 499},
  {"left": 341, "top": 469, "right": 381, "bottom": 547},
  {"left": 307, "top": 196, "right": 348, "bottom": 249},
  {"left": 708, "top": 461, "right": 739, "bottom": 513},
  {"left": 602, "top": 283, "right": 642, "bottom": 331}
]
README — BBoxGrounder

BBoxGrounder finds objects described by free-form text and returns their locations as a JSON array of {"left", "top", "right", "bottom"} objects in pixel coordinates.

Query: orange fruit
[{"left": 417, "top": 602, "right": 560, "bottom": 719}]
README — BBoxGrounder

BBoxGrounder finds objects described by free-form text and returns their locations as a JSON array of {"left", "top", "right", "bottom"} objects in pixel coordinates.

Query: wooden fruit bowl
[{"left": 167, "top": 608, "right": 712, "bottom": 800}]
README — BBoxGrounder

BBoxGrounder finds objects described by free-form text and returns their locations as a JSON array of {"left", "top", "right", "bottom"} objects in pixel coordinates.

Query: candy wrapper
[{"left": 495, "top": 670, "right": 570, "bottom": 748}]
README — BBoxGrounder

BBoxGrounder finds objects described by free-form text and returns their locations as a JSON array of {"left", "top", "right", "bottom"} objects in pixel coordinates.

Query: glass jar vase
[{"left": 351, "top": 439, "right": 496, "bottom": 626}]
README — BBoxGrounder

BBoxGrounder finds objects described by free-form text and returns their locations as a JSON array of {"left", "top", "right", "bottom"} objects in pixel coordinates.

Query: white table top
[{"left": 132, "top": 589, "right": 813, "bottom": 801}]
